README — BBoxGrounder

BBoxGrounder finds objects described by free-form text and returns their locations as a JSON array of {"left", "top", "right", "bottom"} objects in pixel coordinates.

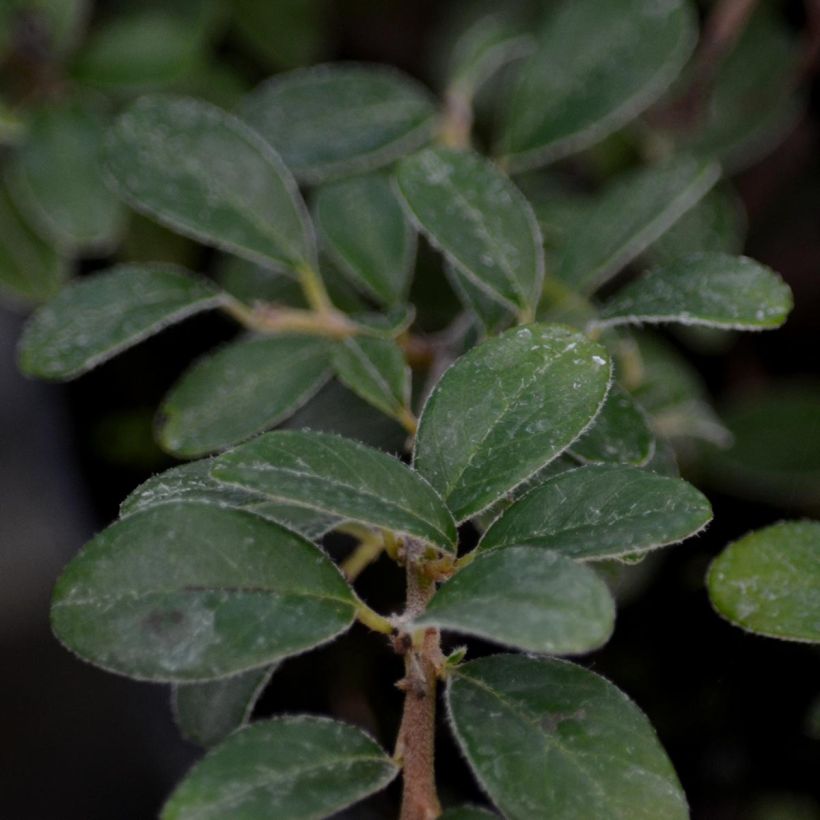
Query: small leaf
[
  {"left": 18, "top": 264, "right": 224, "bottom": 380},
  {"left": 447, "top": 655, "right": 688, "bottom": 819},
  {"left": 105, "top": 95, "right": 316, "bottom": 274},
  {"left": 314, "top": 172, "right": 416, "bottom": 306},
  {"left": 162, "top": 716, "right": 398, "bottom": 820},
  {"left": 569, "top": 384, "right": 654, "bottom": 466},
  {"left": 416, "top": 547, "right": 614, "bottom": 654},
  {"left": 708, "top": 521, "right": 820, "bottom": 643},
  {"left": 396, "top": 147, "right": 544, "bottom": 313},
  {"left": 480, "top": 464, "right": 711, "bottom": 560},
  {"left": 348, "top": 304, "right": 416, "bottom": 338},
  {"left": 120, "top": 459, "right": 340, "bottom": 540},
  {"left": 173, "top": 665, "right": 276, "bottom": 747},
  {"left": 414, "top": 324, "right": 611, "bottom": 522},
  {"left": 212, "top": 430, "right": 457, "bottom": 553},
  {"left": 158, "top": 336, "right": 332, "bottom": 457},
  {"left": 7, "top": 98, "right": 124, "bottom": 252},
  {"left": 445, "top": 260, "right": 515, "bottom": 335},
  {"left": 597, "top": 253, "right": 793, "bottom": 331},
  {"left": 553, "top": 156, "right": 719, "bottom": 294},
  {"left": 332, "top": 336, "right": 412, "bottom": 425},
  {"left": 241, "top": 63, "right": 437, "bottom": 184},
  {"left": 51, "top": 502, "right": 357, "bottom": 681},
  {"left": 498, "top": 0, "right": 696, "bottom": 170}
]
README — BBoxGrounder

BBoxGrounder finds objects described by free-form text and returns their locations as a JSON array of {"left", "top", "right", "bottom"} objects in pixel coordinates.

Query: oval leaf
[
  {"left": 447, "top": 655, "right": 688, "bottom": 819},
  {"left": 211, "top": 430, "right": 457, "bottom": 553},
  {"left": 480, "top": 464, "right": 711, "bottom": 559},
  {"left": 18, "top": 264, "right": 224, "bottom": 380},
  {"left": 413, "top": 324, "right": 611, "bottom": 522},
  {"left": 708, "top": 521, "right": 820, "bottom": 643},
  {"left": 396, "top": 147, "right": 544, "bottom": 313},
  {"left": 51, "top": 502, "right": 357, "bottom": 681},
  {"left": 158, "top": 335, "right": 332, "bottom": 457},
  {"left": 105, "top": 95, "right": 316, "bottom": 274},
  {"left": 416, "top": 547, "right": 614, "bottom": 654},
  {"left": 162, "top": 716, "right": 398, "bottom": 819},
  {"left": 241, "top": 64, "right": 437, "bottom": 184},
  {"left": 597, "top": 252, "right": 793, "bottom": 331},
  {"left": 498, "top": 0, "right": 696, "bottom": 170}
]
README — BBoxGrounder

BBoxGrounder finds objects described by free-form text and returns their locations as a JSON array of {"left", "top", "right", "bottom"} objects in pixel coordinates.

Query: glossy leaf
[
  {"left": 554, "top": 156, "right": 718, "bottom": 293},
  {"left": 396, "top": 147, "right": 544, "bottom": 313},
  {"left": 447, "top": 655, "right": 688, "bottom": 819},
  {"left": 158, "top": 336, "right": 331, "bottom": 457},
  {"left": 708, "top": 521, "right": 820, "bottom": 643},
  {"left": 597, "top": 253, "right": 792, "bottom": 331},
  {"left": 480, "top": 464, "right": 711, "bottom": 560},
  {"left": 498, "top": 0, "right": 696, "bottom": 170},
  {"left": 7, "top": 99, "right": 124, "bottom": 252},
  {"left": 173, "top": 665, "right": 276, "bottom": 747},
  {"left": 162, "top": 716, "right": 398, "bottom": 819},
  {"left": 212, "top": 430, "right": 457, "bottom": 553},
  {"left": 51, "top": 502, "right": 357, "bottom": 681},
  {"left": 314, "top": 172, "right": 416, "bottom": 306},
  {"left": 18, "top": 264, "right": 224, "bottom": 380},
  {"left": 241, "top": 63, "right": 437, "bottom": 183},
  {"left": 105, "top": 95, "right": 316, "bottom": 274},
  {"left": 414, "top": 324, "right": 611, "bottom": 522},
  {"left": 416, "top": 547, "right": 614, "bottom": 654}
]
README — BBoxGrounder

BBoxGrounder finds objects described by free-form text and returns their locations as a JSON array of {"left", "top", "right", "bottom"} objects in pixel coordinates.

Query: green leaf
[
  {"left": 0, "top": 182, "right": 68, "bottom": 305},
  {"left": 416, "top": 547, "right": 614, "bottom": 654},
  {"left": 314, "top": 172, "right": 416, "bottom": 306},
  {"left": 7, "top": 98, "right": 124, "bottom": 252},
  {"left": 445, "top": 260, "right": 515, "bottom": 335},
  {"left": 212, "top": 430, "right": 457, "bottom": 553},
  {"left": 447, "top": 655, "right": 688, "bottom": 819},
  {"left": 332, "top": 336, "right": 411, "bottom": 425},
  {"left": 18, "top": 264, "right": 224, "bottom": 380},
  {"left": 105, "top": 95, "right": 316, "bottom": 274},
  {"left": 569, "top": 384, "right": 654, "bottom": 466},
  {"left": 498, "top": 0, "right": 696, "bottom": 170},
  {"left": 396, "top": 147, "right": 544, "bottom": 313},
  {"left": 161, "top": 716, "right": 398, "bottom": 819},
  {"left": 440, "top": 807, "right": 498, "bottom": 820},
  {"left": 27, "top": 0, "right": 89, "bottom": 58},
  {"left": 173, "top": 665, "right": 275, "bottom": 747},
  {"left": 708, "top": 521, "right": 820, "bottom": 643},
  {"left": 553, "top": 156, "right": 719, "bottom": 294},
  {"left": 216, "top": 255, "right": 305, "bottom": 306},
  {"left": 348, "top": 304, "right": 416, "bottom": 338},
  {"left": 241, "top": 64, "right": 437, "bottom": 184},
  {"left": 414, "top": 324, "right": 611, "bottom": 522},
  {"left": 120, "top": 459, "right": 340, "bottom": 541},
  {"left": 480, "top": 464, "right": 711, "bottom": 560},
  {"left": 51, "top": 502, "right": 357, "bottom": 681},
  {"left": 158, "top": 336, "right": 332, "bottom": 457},
  {"left": 597, "top": 253, "right": 793, "bottom": 331}
]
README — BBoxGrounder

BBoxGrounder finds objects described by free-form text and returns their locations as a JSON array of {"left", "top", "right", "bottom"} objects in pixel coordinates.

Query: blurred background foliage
[{"left": 1, "top": 0, "right": 819, "bottom": 818}]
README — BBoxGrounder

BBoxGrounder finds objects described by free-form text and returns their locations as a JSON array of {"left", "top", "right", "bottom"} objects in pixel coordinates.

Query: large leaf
[
  {"left": 447, "top": 655, "right": 688, "bottom": 819},
  {"left": 241, "top": 63, "right": 437, "bottom": 183},
  {"left": 121, "top": 459, "right": 340, "bottom": 541},
  {"left": 708, "top": 521, "right": 820, "bottom": 643},
  {"left": 416, "top": 547, "right": 614, "bottom": 654},
  {"left": 105, "top": 95, "right": 316, "bottom": 274},
  {"left": 553, "top": 156, "right": 718, "bottom": 294},
  {"left": 18, "top": 264, "right": 224, "bottom": 380},
  {"left": 52, "top": 503, "right": 356, "bottom": 681},
  {"left": 396, "top": 147, "right": 544, "bottom": 313},
  {"left": 480, "top": 464, "right": 711, "bottom": 559},
  {"left": 162, "top": 716, "right": 398, "bottom": 819},
  {"left": 158, "top": 336, "right": 332, "bottom": 457},
  {"left": 211, "top": 430, "right": 457, "bottom": 553},
  {"left": 497, "top": 0, "right": 696, "bottom": 170},
  {"left": 413, "top": 324, "right": 611, "bottom": 522},
  {"left": 173, "top": 665, "right": 276, "bottom": 747},
  {"left": 7, "top": 98, "right": 124, "bottom": 252},
  {"left": 597, "top": 253, "right": 792, "bottom": 331},
  {"left": 313, "top": 172, "right": 416, "bottom": 306}
]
